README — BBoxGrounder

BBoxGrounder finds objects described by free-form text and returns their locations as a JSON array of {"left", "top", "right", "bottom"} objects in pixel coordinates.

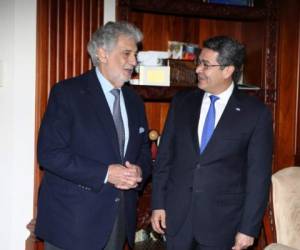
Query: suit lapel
[
  {"left": 187, "top": 89, "right": 204, "bottom": 156},
  {"left": 83, "top": 69, "right": 121, "bottom": 160},
  {"left": 122, "top": 86, "right": 137, "bottom": 159},
  {"left": 200, "top": 88, "right": 242, "bottom": 159}
]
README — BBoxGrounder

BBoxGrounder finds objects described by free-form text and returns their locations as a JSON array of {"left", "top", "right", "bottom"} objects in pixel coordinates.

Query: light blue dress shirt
[{"left": 95, "top": 67, "right": 129, "bottom": 154}]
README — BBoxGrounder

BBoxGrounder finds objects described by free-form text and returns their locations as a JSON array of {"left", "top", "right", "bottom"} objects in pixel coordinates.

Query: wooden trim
[{"left": 273, "top": 0, "right": 300, "bottom": 172}]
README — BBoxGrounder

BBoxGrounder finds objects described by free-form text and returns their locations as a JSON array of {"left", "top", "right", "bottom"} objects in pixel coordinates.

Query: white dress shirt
[
  {"left": 198, "top": 83, "right": 234, "bottom": 148},
  {"left": 95, "top": 67, "right": 129, "bottom": 153},
  {"left": 95, "top": 68, "right": 129, "bottom": 182}
]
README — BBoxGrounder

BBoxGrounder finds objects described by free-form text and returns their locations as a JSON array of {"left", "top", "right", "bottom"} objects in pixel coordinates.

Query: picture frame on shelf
[{"left": 168, "top": 41, "right": 200, "bottom": 61}]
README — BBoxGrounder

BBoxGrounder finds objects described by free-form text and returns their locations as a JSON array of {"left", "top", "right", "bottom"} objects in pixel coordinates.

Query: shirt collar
[
  {"left": 95, "top": 67, "right": 119, "bottom": 94},
  {"left": 204, "top": 82, "right": 234, "bottom": 103}
]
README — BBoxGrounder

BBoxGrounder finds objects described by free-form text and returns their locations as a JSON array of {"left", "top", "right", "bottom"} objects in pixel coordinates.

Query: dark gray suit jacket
[
  {"left": 35, "top": 68, "right": 151, "bottom": 250},
  {"left": 152, "top": 87, "right": 273, "bottom": 246}
]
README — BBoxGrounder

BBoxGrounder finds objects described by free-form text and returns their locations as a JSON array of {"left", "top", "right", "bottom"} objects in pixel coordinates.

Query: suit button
[
  {"left": 115, "top": 197, "right": 120, "bottom": 202},
  {"left": 196, "top": 163, "right": 200, "bottom": 169}
]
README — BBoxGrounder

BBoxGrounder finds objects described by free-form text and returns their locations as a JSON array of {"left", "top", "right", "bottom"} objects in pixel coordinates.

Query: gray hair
[{"left": 87, "top": 21, "right": 143, "bottom": 66}]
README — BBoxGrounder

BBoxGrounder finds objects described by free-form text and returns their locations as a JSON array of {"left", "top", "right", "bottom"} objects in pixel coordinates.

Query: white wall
[{"left": 0, "top": 0, "right": 36, "bottom": 249}]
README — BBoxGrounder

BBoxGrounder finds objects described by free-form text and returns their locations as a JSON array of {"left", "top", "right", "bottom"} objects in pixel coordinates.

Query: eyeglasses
[{"left": 197, "top": 59, "right": 228, "bottom": 70}]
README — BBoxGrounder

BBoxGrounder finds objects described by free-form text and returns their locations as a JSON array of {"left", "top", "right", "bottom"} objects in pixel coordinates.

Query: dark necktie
[
  {"left": 110, "top": 89, "right": 125, "bottom": 160},
  {"left": 200, "top": 95, "right": 219, "bottom": 153}
]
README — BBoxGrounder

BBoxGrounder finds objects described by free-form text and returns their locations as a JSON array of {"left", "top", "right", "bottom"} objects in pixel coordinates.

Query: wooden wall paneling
[
  {"left": 241, "top": 21, "right": 265, "bottom": 89},
  {"left": 74, "top": 0, "right": 83, "bottom": 74},
  {"left": 181, "top": 17, "right": 200, "bottom": 44},
  {"left": 198, "top": 18, "right": 243, "bottom": 43},
  {"left": 142, "top": 13, "right": 165, "bottom": 50},
  {"left": 159, "top": 103, "right": 170, "bottom": 133},
  {"left": 66, "top": 0, "right": 75, "bottom": 77},
  {"left": 145, "top": 102, "right": 170, "bottom": 134},
  {"left": 127, "top": 12, "right": 143, "bottom": 50},
  {"left": 82, "top": 0, "right": 91, "bottom": 71},
  {"left": 262, "top": 1, "right": 277, "bottom": 174},
  {"left": 57, "top": 0, "right": 66, "bottom": 80},
  {"left": 129, "top": 12, "right": 201, "bottom": 51},
  {"left": 27, "top": 1, "right": 104, "bottom": 249},
  {"left": 49, "top": 0, "right": 58, "bottom": 86},
  {"left": 145, "top": 102, "right": 162, "bottom": 133},
  {"left": 274, "top": 0, "right": 300, "bottom": 171}
]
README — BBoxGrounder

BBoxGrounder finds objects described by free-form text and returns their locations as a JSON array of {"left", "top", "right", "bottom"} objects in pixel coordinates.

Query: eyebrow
[
  {"left": 199, "top": 58, "right": 213, "bottom": 64},
  {"left": 200, "top": 59, "right": 209, "bottom": 63},
  {"left": 122, "top": 49, "right": 138, "bottom": 56},
  {"left": 119, "top": 46, "right": 137, "bottom": 51}
]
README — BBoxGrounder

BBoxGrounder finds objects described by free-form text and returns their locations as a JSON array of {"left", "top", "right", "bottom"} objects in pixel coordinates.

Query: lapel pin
[{"left": 235, "top": 107, "right": 241, "bottom": 111}]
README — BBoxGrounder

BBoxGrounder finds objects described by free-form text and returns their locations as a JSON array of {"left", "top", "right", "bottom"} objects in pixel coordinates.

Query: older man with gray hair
[{"left": 35, "top": 21, "right": 151, "bottom": 250}]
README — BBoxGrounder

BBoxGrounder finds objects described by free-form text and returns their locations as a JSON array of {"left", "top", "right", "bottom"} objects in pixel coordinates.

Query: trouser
[
  {"left": 166, "top": 205, "right": 232, "bottom": 250},
  {"left": 104, "top": 191, "right": 126, "bottom": 250}
]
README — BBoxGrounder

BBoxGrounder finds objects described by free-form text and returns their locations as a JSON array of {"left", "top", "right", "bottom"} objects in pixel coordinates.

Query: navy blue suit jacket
[
  {"left": 152, "top": 87, "right": 273, "bottom": 246},
  {"left": 35, "top": 68, "right": 151, "bottom": 250}
]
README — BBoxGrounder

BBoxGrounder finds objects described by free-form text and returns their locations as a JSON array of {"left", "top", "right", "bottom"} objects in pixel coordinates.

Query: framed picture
[{"left": 168, "top": 41, "right": 200, "bottom": 61}]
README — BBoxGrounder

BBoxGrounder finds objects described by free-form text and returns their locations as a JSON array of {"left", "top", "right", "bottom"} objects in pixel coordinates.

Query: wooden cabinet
[{"left": 116, "top": 0, "right": 278, "bottom": 134}]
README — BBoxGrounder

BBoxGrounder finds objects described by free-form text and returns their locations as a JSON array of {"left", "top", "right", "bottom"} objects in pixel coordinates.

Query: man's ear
[
  {"left": 223, "top": 65, "right": 235, "bottom": 79},
  {"left": 97, "top": 48, "right": 108, "bottom": 63}
]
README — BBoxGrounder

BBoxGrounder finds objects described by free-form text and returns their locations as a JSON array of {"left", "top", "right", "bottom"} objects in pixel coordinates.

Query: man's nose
[
  {"left": 129, "top": 54, "right": 137, "bottom": 66},
  {"left": 196, "top": 64, "right": 203, "bottom": 74}
]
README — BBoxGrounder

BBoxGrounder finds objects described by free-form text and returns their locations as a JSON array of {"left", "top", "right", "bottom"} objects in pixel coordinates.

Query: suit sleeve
[
  {"left": 37, "top": 83, "right": 108, "bottom": 192},
  {"left": 151, "top": 96, "right": 177, "bottom": 210},
  {"left": 238, "top": 106, "right": 273, "bottom": 237}
]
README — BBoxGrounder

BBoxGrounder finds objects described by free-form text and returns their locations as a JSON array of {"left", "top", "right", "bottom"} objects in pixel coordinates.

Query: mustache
[
  {"left": 198, "top": 75, "right": 207, "bottom": 80},
  {"left": 124, "top": 67, "right": 134, "bottom": 71}
]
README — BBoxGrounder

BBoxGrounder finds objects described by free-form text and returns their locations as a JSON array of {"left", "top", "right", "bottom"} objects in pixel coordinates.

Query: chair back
[{"left": 271, "top": 166, "right": 300, "bottom": 249}]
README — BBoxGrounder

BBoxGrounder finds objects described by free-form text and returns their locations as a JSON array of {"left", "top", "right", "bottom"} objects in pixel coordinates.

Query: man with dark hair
[
  {"left": 35, "top": 21, "right": 151, "bottom": 250},
  {"left": 151, "top": 36, "right": 273, "bottom": 250}
]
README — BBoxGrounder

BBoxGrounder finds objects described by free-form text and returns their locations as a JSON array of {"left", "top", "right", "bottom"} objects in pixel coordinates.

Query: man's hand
[
  {"left": 151, "top": 209, "right": 166, "bottom": 234},
  {"left": 107, "top": 161, "right": 142, "bottom": 190},
  {"left": 232, "top": 232, "right": 254, "bottom": 250},
  {"left": 125, "top": 161, "right": 142, "bottom": 180}
]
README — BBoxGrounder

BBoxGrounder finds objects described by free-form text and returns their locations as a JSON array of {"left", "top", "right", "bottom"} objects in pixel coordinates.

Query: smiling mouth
[
  {"left": 198, "top": 76, "right": 206, "bottom": 81},
  {"left": 124, "top": 69, "right": 133, "bottom": 76}
]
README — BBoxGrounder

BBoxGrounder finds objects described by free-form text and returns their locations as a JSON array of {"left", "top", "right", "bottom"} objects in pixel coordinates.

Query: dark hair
[{"left": 203, "top": 36, "right": 245, "bottom": 84}]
